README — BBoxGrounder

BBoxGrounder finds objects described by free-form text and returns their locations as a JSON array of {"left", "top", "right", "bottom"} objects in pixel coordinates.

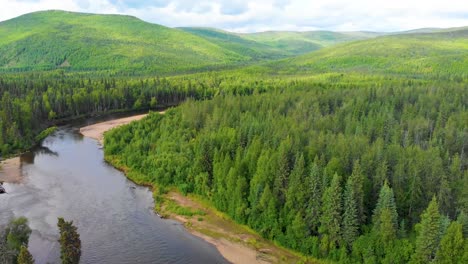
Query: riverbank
[
  {"left": 82, "top": 113, "right": 321, "bottom": 264},
  {"left": 107, "top": 155, "right": 314, "bottom": 264},
  {"left": 79, "top": 114, "right": 149, "bottom": 144},
  {"left": 0, "top": 157, "right": 22, "bottom": 183}
]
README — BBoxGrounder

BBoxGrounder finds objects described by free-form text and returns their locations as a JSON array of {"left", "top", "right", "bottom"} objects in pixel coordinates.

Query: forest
[
  {"left": 104, "top": 81, "right": 468, "bottom": 263},
  {"left": 1, "top": 10, "right": 467, "bottom": 263}
]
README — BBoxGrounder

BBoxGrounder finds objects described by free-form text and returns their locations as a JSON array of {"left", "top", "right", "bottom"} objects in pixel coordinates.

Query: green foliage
[
  {"left": 105, "top": 80, "right": 467, "bottom": 261},
  {"left": 35, "top": 126, "right": 57, "bottom": 142},
  {"left": 411, "top": 197, "right": 441, "bottom": 263},
  {"left": 342, "top": 177, "right": 359, "bottom": 249},
  {"left": 435, "top": 221, "right": 464, "bottom": 264},
  {"left": 57, "top": 218, "right": 81, "bottom": 264},
  {"left": 0, "top": 11, "right": 252, "bottom": 73},
  {"left": 0, "top": 217, "right": 31, "bottom": 264},
  {"left": 319, "top": 173, "right": 343, "bottom": 252},
  {"left": 5, "top": 217, "right": 31, "bottom": 253},
  {"left": 17, "top": 245, "right": 34, "bottom": 264}
]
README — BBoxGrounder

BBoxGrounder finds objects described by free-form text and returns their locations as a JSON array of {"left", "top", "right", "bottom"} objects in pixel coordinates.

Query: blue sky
[{"left": 1, "top": 0, "right": 468, "bottom": 32}]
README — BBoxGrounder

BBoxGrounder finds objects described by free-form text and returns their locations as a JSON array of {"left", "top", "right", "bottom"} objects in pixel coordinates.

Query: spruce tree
[
  {"left": 342, "top": 177, "right": 359, "bottom": 249},
  {"left": 410, "top": 196, "right": 441, "bottom": 264},
  {"left": 319, "top": 173, "right": 343, "bottom": 250},
  {"left": 372, "top": 181, "right": 398, "bottom": 233},
  {"left": 349, "top": 160, "right": 365, "bottom": 226},
  {"left": 306, "top": 162, "right": 322, "bottom": 235}
]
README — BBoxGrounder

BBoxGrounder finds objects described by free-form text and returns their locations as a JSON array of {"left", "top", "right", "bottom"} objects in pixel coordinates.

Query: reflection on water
[{"left": 0, "top": 123, "right": 226, "bottom": 264}]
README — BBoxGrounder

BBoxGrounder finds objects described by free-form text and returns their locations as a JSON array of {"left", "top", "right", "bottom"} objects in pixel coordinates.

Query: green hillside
[
  {"left": 241, "top": 30, "right": 382, "bottom": 54},
  {"left": 179, "top": 27, "right": 291, "bottom": 59},
  {"left": 250, "top": 29, "right": 468, "bottom": 78},
  {"left": 0, "top": 10, "right": 251, "bottom": 73},
  {"left": 180, "top": 27, "right": 383, "bottom": 58}
]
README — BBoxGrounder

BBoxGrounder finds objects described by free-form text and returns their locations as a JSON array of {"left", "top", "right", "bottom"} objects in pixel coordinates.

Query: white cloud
[{"left": 0, "top": 0, "right": 467, "bottom": 32}]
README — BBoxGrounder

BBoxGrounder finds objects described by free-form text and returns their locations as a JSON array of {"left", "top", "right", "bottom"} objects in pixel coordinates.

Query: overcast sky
[{"left": 1, "top": 0, "right": 467, "bottom": 32}]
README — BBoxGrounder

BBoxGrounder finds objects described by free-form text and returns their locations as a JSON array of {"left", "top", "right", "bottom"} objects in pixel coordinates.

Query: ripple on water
[{"left": 0, "top": 126, "right": 227, "bottom": 264}]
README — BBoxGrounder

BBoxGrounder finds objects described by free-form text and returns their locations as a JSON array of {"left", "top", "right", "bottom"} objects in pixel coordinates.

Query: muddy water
[{"left": 0, "top": 116, "right": 227, "bottom": 264}]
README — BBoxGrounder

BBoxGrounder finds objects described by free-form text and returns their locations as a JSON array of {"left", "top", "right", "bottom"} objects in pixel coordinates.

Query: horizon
[
  {"left": 2, "top": 9, "right": 467, "bottom": 35},
  {"left": 1, "top": 0, "right": 467, "bottom": 33}
]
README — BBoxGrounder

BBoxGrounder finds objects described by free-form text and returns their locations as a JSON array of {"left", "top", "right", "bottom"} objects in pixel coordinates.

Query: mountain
[
  {"left": 240, "top": 30, "right": 383, "bottom": 54},
  {"left": 252, "top": 29, "right": 468, "bottom": 77},
  {"left": 0, "top": 10, "right": 250, "bottom": 73},
  {"left": 182, "top": 27, "right": 382, "bottom": 56},
  {"left": 178, "top": 27, "right": 291, "bottom": 60}
]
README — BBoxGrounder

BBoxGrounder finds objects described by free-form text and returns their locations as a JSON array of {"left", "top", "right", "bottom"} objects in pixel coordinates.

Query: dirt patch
[
  {"left": 0, "top": 157, "right": 22, "bottom": 183},
  {"left": 80, "top": 114, "right": 148, "bottom": 143}
]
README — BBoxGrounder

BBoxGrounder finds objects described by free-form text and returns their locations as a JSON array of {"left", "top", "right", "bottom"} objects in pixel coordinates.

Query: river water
[{"left": 0, "top": 116, "right": 227, "bottom": 264}]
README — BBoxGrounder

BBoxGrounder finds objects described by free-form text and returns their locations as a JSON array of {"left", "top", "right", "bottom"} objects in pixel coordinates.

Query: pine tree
[
  {"left": 410, "top": 196, "right": 441, "bottom": 264},
  {"left": 435, "top": 221, "right": 464, "bottom": 264},
  {"left": 319, "top": 173, "right": 343, "bottom": 250},
  {"left": 342, "top": 177, "right": 359, "bottom": 249},
  {"left": 17, "top": 245, "right": 34, "bottom": 264}
]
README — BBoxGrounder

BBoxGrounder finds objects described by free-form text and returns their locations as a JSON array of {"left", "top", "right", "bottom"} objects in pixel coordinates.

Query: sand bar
[
  {"left": 0, "top": 157, "right": 22, "bottom": 183},
  {"left": 79, "top": 114, "right": 148, "bottom": 143}
]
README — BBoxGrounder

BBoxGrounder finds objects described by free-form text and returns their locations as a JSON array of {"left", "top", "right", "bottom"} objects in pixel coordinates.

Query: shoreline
[
  {"left": 81, "top": 113, "right": 316, "bottom": 264},
  {"left": 0, "top": 157, "right": 22, "bottom": 183},
  {"left": 79, "top": 114, "right": 149, "bottom": 144}
]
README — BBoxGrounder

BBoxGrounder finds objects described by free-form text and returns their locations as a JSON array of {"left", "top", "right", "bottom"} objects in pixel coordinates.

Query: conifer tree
[
  {"left": 372, "top": 181, "right": 398, "bottom": 233},
  {"left": 349, "top": 160, "right": 365, "bottom": 226},
  {"left": 319, "top": 173, "right": 343, "bottom": 249},
  {"left": 342, "top": 177, "right": 359, "bottom": 249},
  {"left": 17, "top": 245, "right": 34, "bottom": 264},
  {"left": 57, "top": 218, "right": 81, "bottom": 264},
  {"left": 435, "top": 221, "right": 464, "bottom": 264},
  {"left": 306, "top": 162, "right": 322, "bottom": 235},
  {"left": 410, "top": 197, "right": 441, "bottom": 264}
]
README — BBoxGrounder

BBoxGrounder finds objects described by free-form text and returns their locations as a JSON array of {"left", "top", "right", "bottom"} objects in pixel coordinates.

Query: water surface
[{"left": 0, "top": 117, "right": 227, "bottom": 264}]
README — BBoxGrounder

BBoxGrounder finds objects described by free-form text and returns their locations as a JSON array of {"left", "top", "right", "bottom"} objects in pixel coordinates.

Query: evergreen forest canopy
[{"left": 0, "top": 10, "right": 467, "bottom": 263}]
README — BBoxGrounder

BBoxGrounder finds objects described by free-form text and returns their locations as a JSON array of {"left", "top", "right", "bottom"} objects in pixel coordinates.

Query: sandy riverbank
[
  {"left": 79, "top": 114, "right": 148, "bottom": 143},
  {"left": 166, "top": 192, "right": 279, "bottom": 264},
  {"left": 0, "top": 157, "right": 22, "bottom": 183}
]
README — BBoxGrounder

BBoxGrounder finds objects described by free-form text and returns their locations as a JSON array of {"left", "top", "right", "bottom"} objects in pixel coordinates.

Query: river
[{"left": 0, "top": 115, "right": 228, "bottom": 264}]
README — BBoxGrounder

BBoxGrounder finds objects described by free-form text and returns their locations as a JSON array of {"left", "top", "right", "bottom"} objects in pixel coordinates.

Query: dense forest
[
  {"left": 0, "top": 71, "right": 219, "bottom": 156},
  {"left": 105, "top": 82, "right": 468, "bottom": 263}
]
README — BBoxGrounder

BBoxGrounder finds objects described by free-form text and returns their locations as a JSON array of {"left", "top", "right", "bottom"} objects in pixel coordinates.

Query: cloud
[{"left": 0, "top": 0, "right": 467, "bottom": 32}]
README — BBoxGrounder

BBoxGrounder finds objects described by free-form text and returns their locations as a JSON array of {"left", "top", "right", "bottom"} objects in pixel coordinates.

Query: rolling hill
[
  {"left": 178, "top": 27, "right": 291, "bottom": 60},
  {"left": 249, "top": 28, "right": 468, "bottom": 78},
  {"left": 181, "top": 27, "right": 382, "bottom": 56},
  {"left": 240, "top": 30, "right": 382, "bottom": 54},
  {"left": 0, "top": 10, "right": 251, "bottom": 73}
]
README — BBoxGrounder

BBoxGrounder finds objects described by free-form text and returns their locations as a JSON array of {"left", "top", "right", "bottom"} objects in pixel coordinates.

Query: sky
[{"left": 1, "top": 0, "right": 467, "bottom": 32}]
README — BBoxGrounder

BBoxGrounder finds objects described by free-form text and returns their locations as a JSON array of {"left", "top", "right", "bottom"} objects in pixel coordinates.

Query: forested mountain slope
[
  {"left": 178, "top": 27, "right": 293, "bottom": 59},
  {"left": 0, "top": 10, "right": 250, "bottom": 73},
  {"left": 250, "top": 29, "right": 468, "bottom": 78},
  {"left": 241, "top": 30, "right": 382, "bottom": 54}
]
